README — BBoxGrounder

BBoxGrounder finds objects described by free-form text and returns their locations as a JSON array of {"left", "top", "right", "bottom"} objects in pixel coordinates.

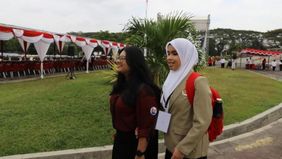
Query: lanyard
[{"left": 162, "top": 92, "right": 173, "bottom": 112}]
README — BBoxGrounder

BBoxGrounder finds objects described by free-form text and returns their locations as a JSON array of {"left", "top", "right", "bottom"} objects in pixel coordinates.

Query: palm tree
[{"left": 124, "top": 11, "right": 203, "bottom": 86}]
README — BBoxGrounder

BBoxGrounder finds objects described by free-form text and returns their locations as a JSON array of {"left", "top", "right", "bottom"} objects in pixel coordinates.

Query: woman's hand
[
  {"left": 135, "top": 155, "right": 145, "bottom": 159},
  {"left": 171, "top": 148, "right": 184, "bottom": 159},
  {"left": 111, "top": 133, "right": 116, "bottom": 141},
  {"left": 135, "top": 128, "right": 138, "bottom": 138}
]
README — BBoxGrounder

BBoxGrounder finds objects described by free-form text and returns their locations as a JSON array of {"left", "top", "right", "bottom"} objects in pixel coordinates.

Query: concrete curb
[
  {"left": 210, "top": 117, "right": 282, "bottom": 146},
  {"left": 1, "top": 103, "right": 282, "bottom": 159},
  {"left": 216, "top": 102, "right": 282, "bottom": 140}
]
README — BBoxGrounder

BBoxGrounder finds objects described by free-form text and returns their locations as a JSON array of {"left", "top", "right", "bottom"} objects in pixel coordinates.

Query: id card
[{"left": 155, "top": 111, "right": 171, "bottom": 133}]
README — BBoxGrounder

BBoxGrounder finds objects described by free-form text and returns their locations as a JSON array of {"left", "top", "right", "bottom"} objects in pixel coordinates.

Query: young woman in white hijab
[{"left": 160, "top": 38, "right": 212, "bottom": 159}]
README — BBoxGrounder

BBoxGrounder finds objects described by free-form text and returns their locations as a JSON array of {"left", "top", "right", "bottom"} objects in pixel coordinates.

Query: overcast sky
[{"left": 1, "top": 0, "right": 281, "bottom": 34}]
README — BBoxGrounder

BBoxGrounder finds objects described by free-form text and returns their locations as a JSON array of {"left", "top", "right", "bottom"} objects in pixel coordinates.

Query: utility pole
[
  {"left": 203, "top": 14, "right": 210, "bottom": 55},
  {"left": 1, "top": 41, "right": 3, "bottom": 59}
]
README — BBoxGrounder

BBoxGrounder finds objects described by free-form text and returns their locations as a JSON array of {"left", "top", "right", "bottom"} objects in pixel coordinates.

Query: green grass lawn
[
  {"left": 201, "top": 68, "right": 282, "bottom": 124},
  {"left": 0, "top": 71, "right": 114, "bottom": 156},
  {"left": 0, "top": 68, "right": 282, "bottom": 156}
]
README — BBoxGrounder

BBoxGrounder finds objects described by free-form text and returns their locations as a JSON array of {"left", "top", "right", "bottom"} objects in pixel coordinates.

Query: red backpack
[{"left": 185, "top": 72, "right": 224, "bottom": 142}]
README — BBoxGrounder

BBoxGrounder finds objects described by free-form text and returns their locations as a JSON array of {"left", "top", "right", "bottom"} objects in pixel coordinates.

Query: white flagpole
[
  {"left": 145, "top": 0, "right": 148, "bottom": 19},
  {"left": 144, "top": 0, "right": 148, "bottom": 57}
]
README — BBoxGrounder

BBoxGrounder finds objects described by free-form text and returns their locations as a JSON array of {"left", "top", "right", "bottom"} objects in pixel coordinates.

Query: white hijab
[{"left": 161, "top": 38, "right": 198, "bottom": 109}]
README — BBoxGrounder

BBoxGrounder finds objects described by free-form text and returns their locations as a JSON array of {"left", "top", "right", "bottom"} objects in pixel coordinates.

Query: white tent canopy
[
  {"left": 34, "top": 33, "right": 54, "bottom": 78},
  {"left": 0, "top": 23, "right": 126, "bottom": 78}
]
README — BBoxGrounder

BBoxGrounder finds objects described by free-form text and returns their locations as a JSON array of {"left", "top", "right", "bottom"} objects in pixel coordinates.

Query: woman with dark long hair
[{"left": 110, "top": 46, "right": 160, "bottom": 159}]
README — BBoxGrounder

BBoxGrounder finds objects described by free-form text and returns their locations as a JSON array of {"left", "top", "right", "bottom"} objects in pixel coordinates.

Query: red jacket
[{"left": 110, "top": 85, "right": 158, "bottom": 138}]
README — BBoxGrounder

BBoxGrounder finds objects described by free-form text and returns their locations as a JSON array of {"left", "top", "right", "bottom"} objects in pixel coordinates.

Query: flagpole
[
  {"left": 144, "top": 0, "right": 148, "bottom": 57},
  {"left": 145, "top": 0, "right": 148, "bottom": 19}
]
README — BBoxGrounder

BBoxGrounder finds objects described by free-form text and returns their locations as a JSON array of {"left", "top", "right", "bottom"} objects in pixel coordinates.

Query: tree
[
  {"left": 251, "top": 39, "right": 265, "bottom": 50},
  {"left": 124, "top": 11, "right": 204, "bottom": 86},
  {"left": 208, "top": 38, "right": 218, "bottom": 56}
]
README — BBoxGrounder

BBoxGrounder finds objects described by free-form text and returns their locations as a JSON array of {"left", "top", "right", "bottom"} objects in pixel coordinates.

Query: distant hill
[
  {"left": 68, "top": 31, "right": 129, "bottom": 44},
  {"left": 208, "top": 28, "right": 282, "bottom": 56}
]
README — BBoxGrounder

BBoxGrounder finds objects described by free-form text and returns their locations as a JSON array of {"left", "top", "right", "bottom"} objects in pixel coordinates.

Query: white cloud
[{"left": 0, "top": 0, "right": 281, "bottom": 33}]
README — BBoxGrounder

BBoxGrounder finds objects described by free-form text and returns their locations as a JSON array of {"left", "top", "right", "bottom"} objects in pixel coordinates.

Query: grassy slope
[
  {"left": 201, "top": 68, "right": 282, "bottom": 124},
  {"left": 0, "top": 71, "right": 113, "bottom": 156}
]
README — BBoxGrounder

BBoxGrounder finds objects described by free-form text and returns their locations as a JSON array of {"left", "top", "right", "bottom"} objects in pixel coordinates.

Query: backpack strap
[
  {"left": 210, "top": 87, "right": 220, "bottom": 98},
  {"left": 185, "top": 72, "right": 201, "bottom": 107}
]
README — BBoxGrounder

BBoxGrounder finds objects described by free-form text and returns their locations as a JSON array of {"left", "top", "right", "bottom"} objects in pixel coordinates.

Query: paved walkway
[
  {"left": 158, "top": 118, "right": 282, "bottom": 159},
  {"left": 251, "top": 70, "right": 282, "bottom": 81},
  {"left": 208, "top": 118, "right": 282, "bottom": 159}
]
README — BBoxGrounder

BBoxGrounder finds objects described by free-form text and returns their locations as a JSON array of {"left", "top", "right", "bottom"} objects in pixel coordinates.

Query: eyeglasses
[{"left": 117, "top": 56, "right": 126, "bottom": 61}]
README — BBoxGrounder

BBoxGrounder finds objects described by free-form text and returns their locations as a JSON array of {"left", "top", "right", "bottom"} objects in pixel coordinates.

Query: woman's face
[
  {"left": 166, "top": 45, "right": 181, "bottom": 71},
  {"left": 116, "top": 51, "right": 130, "bottom": 75}
]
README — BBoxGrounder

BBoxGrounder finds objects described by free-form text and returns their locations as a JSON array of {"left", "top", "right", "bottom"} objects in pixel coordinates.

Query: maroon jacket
[{"left": 110, "top": 85, "right": 158, "bottom": 138}]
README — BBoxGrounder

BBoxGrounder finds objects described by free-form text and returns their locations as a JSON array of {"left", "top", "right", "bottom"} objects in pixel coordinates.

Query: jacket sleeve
[
  {"left": 176, "top": 77, "right": 212, "bottom": 155},
  {"left": 136, "top": 86, "right": 159, "bottom": 138}
]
